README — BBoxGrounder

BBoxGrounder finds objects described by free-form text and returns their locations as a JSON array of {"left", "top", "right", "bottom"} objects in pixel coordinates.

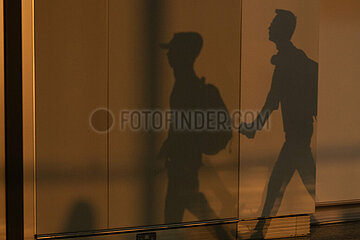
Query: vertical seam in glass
[
  {"left": 106, "top": 0, "right": 110, "bottom": 229},
  {"left": 238, "top": 0, "right": 243, "bottom": 223},
  {"left": 31, "top": 0, "right": 37, "bottom": 234}
]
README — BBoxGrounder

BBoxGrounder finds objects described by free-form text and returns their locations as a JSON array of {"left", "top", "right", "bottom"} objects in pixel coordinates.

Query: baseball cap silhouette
[{"left": 160, "top": 32, "right": 203, "bottom": 59}]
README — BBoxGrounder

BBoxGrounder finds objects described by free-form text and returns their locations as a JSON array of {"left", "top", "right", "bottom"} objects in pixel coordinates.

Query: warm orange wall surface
[
  {"left": 34, "top": 0, "right": 240, "bottom": 234},
  {"left": 317, "top": 0, "right": 360, "bottom": 202},
  {"left": 25, "top": 0, "right": 360, "bottom": 236}
]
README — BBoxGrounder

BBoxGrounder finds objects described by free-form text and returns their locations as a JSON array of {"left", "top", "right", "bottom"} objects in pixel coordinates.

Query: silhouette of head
[
  {"left": 161, "top": 32, "right": 203, "bottom": 69},
  {"left": 269, "top": 9, "right": 296, "bottom": 43}
]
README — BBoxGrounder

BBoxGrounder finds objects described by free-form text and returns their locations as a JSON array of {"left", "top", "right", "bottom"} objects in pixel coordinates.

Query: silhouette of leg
[
  {"left": 252, "top": 143, "right": 296, "bottom": 239},
  {"left": 206, "top": 163, "right": 237, "bottom": 216},
  {"left": 165, "top": 164, "right": 202, "bottom": 223},
  {"left": 181, "top": 168, "right": 233, "bottom": 240},
  {"left": 165, "top": 167, "right": 186, "bottom": 223},
  {"left": 165, "top": 187, "right": 185, "bottom": 223},
  {"left": 296, "top": 146, "right": 316, "bottom": 200},
  {"left": 185, "top": 192, "right": 233, "bottom": 240}
]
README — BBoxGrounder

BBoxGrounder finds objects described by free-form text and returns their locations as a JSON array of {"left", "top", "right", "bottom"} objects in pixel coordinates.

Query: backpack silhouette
[{"left": 196, "top": 78, "right": 232, "bottom": 155}]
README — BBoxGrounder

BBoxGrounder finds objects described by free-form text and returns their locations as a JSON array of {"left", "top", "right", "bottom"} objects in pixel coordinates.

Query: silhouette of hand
[{"left": 239, "top": 122, "right": 256, "bottom": 139}]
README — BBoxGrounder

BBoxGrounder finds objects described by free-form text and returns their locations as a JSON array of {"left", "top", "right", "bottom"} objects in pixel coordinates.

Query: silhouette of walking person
[
  {"left": 159, "top": 32, "right": 232, "bottom": 239},
  {"left": 239, "top": 10, "right": 318, "bottom": 239}
]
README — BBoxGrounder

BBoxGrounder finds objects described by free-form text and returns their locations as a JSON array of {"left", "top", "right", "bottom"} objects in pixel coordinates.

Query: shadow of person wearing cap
[
  {"left": 158, "top": 32, "right": 233, "bottom": 240},
  {"left": 239, "top": 9, "right": 318, "bottom": 239}
]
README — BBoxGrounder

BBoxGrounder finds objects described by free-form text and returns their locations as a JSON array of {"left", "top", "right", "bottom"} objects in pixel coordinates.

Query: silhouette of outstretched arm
[{"left": 240, "top": 66, "right": 282, "bottom": 138}]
